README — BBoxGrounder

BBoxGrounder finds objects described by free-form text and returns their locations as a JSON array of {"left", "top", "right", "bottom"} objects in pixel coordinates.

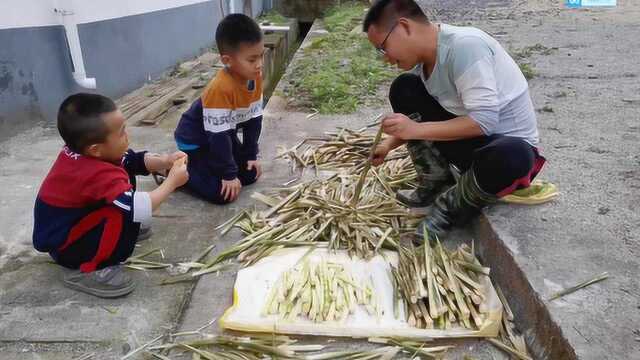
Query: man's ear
[
  {"left": 398, "top": 17, "right": 412, "bottom": 36},
  {"left": 84, "top": 144, "right": 102, "bottom": 158}
]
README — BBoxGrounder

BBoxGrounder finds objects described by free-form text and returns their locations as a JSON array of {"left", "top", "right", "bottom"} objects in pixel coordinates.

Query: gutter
[{"left": 54, "top": 3, "right": 96, "bottom": 89}]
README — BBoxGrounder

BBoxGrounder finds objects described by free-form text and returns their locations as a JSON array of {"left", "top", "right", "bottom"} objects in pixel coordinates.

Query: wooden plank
[{"left": 131, "top": 78, "right": 196, "bottom": 126}]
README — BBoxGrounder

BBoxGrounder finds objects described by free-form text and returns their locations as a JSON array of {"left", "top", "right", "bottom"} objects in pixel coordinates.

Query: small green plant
[
  {"left": 519, "top": 63, "right": 536, "bottom": 80},
  {"left": 511, "top": 43, "right": 554, "bottom": 61},
  {"left": 258, "top": 10, "right": 288, "bottom": 25},
  {"left": 168, "top": 61, "right": 190, "bottom": 78}
]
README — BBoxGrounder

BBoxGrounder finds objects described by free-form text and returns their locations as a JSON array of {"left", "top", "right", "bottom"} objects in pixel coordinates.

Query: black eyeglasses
[{"left": 376, "top": 22, "right": 398, "bottom": 56}]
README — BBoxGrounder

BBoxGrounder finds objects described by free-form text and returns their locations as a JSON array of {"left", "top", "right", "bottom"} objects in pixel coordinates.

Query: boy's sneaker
[
  {"left": 63, "top": 265, "right": 135, "bottom": 298},
  {"left": 137, "top": 226, "right": 153, "bottom": 242},
  {"left": 151, "top": 171, "right": 166, "bottom": 186}
]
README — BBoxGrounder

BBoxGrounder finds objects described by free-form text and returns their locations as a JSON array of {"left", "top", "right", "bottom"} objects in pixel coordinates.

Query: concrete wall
[
  {"left": 0, "top": 26, "right": 78, "bottom": 138},
  {"left": 0, "top": 0, "right": 268, "bottom": 140}
]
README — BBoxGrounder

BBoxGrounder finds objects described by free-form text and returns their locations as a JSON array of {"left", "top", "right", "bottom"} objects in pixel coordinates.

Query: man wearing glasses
[{"left": 363, "top": 0, "right": 545, "bottom": 243}]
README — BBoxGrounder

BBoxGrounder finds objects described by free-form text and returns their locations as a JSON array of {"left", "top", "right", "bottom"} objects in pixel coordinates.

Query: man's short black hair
[
  {"left": 57, "top": 93, "right": 117, "bottom": 153},
  {"left": 363, "top": 0, "right": 428, "bottom": 32},
  {"left": 216, "top": 13, "right": 263, "bottom": 54}
]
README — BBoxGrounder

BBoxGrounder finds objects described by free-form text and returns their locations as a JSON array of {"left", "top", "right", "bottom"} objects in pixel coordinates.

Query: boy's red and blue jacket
[
  {"left": 32, "top": 147, "right": 152, "bottom": 256},
  {"left": 174, "top": 68, "right": 262, "bottom": 180}
]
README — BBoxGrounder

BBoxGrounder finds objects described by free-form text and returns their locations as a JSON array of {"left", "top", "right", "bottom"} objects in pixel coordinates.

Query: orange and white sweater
[{"left": 174, "top": 68, "right": 263, "bottom": 180}]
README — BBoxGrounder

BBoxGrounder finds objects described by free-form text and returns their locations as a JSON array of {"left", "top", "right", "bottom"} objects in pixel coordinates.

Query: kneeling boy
[{"left": 174, "top": 14, "right": 264, "bottom": 204}]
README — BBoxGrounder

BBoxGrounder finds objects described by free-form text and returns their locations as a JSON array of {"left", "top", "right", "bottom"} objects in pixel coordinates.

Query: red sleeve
[{"left": 80, "top": 167, "right": 133, "bottom": 203}]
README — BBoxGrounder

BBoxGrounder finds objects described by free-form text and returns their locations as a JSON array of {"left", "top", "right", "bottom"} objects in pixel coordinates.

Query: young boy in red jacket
[{"left": 33, "top": 93, "right": 189, "bottom": 298}]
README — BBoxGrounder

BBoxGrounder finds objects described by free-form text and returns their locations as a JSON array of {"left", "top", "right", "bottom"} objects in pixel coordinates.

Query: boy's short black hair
[
  {"left": 215, "top": 13, "right": 263, "bottom": 54},
  {"left": 57, "top": 93, "right": 117, "bottom": 153},
  {"left": 363, "top": 0, "right": 428, "bottom": 32}
]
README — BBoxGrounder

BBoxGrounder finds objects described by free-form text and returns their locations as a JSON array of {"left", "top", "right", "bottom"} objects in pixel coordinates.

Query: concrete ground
[
  {"left": 438, "top": 1, "right": 640, "bottom": 359},
  {"left": 1, "top": 0, "right": 638, "bottom": 359}
]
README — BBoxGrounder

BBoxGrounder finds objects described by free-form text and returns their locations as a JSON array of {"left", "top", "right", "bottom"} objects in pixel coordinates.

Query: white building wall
[{"left": 0, "top": 0, "right": 217, "bottom": 29}]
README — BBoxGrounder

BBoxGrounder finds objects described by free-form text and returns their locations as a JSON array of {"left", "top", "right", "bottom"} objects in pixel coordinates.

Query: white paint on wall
[{"left": 0, "top": 0, "right": 215, "bottom": 30}]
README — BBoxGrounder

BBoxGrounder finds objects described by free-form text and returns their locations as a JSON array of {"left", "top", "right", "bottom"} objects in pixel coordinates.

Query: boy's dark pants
[
  {"left": 389, "top": 73, "right": 544, "bottom": 196},
  {"left": 184, "top": 145, "right": 258, "bottom": 204},
  {"left": 55, "top": 175, "right": 141, "bottom": 273}
]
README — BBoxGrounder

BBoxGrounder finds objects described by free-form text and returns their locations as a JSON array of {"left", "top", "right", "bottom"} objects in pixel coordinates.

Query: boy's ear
[
  {"left": 220, "top": 54, "right": 232, "bottom": 66},
  {"left": 84, "top": 144, "right": 102, "bottom": 158}
]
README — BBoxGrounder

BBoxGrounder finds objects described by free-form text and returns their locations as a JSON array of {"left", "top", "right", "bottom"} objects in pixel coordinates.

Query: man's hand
[
  {"left": 221, "top": 178, "right": 242, "bottom": 202},
  {"left": 371, "top": 143, "right": 390, "bottom": 167},
  {"left": 247, "top": 160, "right": 262, "bottom": 180},
  {"left": 381, "top": 113, "right": 421, "bottom": 140},
  {"left": 165, "top": 156, "right": 189, "bottom": 189}
]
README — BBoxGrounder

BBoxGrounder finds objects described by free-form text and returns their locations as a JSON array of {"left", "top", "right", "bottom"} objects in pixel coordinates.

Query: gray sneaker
[
  {"left": 63, "top": 265, "right": 136, "bottom": 298},
  {"left": 137, "top": 226, "right": 152, "bottom": 242}
]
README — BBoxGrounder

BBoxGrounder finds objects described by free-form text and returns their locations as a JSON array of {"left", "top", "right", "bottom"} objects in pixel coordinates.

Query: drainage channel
[
  {"left": 260, "top": 19, "right": 311, "bottom": 103},
  {"left": 474, "top": 217, "right": 577, "bottom": 359}
]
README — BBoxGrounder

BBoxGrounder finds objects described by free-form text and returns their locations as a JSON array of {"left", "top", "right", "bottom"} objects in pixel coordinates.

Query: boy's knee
[
  {"left": 211, "top": 195, "right": 234, "bottom": 205},
  {"left": 189, "top": 186, "right": 229, "bottom": 204},
  {"left": 193, "top": 187, "right": 229, "bottom": 205},
  {"left": 184, "top": 176, "right": 225, "bottom": 204},
  {"left": 239, "top": 170, "right": 258, "bottom": 186}
]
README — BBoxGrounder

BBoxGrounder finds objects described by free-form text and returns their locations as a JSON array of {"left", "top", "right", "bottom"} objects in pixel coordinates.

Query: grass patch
[
  {"left": 258, "top": 10, "right": 289, "bottom": 25},
  {"left": 518, "top": 63, "right": 536, "bottom": 80},
  {"left": 323, "top": 2, "right": 366, "bottom": 32},
  {"left": 285, "top": 1, "right": 397, "bottom": 114},
  {"left": 511, "top": 43, "right": 554, "bottom": 60},
  {"left": 510, "top": 43, "right": 555, "bottom": 81}
]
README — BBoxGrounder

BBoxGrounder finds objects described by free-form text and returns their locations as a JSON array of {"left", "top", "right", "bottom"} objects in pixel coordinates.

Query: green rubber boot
[{"left": 415, "top": 169, "right": 498, "bottom": 243}]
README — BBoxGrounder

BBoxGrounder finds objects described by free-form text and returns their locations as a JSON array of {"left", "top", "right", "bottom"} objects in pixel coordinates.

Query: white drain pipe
[{"left": 54, "top": 4, "right": 96, "bottom": 89}]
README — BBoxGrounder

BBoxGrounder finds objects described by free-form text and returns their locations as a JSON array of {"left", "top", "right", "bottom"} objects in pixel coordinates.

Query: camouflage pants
[{"left": 406, "top": 138, "right": 454, "bottom": 198}]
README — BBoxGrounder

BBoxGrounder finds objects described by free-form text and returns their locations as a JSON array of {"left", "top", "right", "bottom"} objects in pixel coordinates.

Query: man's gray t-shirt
[{"left": 411, "top": 24, "right": 539, "bottom": 146}]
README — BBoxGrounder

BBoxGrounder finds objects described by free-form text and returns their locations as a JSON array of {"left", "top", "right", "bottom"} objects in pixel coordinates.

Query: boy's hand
[
  {"left": 165, "top": 151, "right": 187, "bottom": 169},
  {"left": 145, "top": 151, "right": 188, "bottom": 173},
  {"left": 166, "top": 156, "right": 189, "bottom": 189},
  {"left": 371, "top": 143, "right": 390, "bottom": 167},
  {"left": 381, "top": 113, "right": 420, "bottom": 140},
  {"left": 247, "top": 160, "right": 262, "bottom": 180},
  {"left": 221, "top": 178, "right": 242, "bottom": 202}
]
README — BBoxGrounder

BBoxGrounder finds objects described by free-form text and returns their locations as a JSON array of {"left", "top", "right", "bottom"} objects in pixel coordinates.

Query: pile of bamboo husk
[
  {"left": 488, "top": 286, "right": 533, "bottom": 360},
  {"left": 391, "top": 234, "right": 491, "bottom": 330},
  {"left": 262, "top": 259, "right": 379, "bottom": 322},
  {"left": 147, "top": 334, "right": 324, "bottom": 359},
  {"left": 161, "top": 127, "right": 420, "bottom": 284},
  {"left": 143, "top": 332, "right": 451, "bottom": 359},
  {"left": 277, "top": 127, "right": 417, "bottom": 186},
  {"left": 211, "top": 172, "right": 423, "bottom": 268},
  {"left": 161, "top": 173, "right": 421, "bottom": 283},
  {"left": 368, "top": 338, "right": 454, "bottom": 359}
]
